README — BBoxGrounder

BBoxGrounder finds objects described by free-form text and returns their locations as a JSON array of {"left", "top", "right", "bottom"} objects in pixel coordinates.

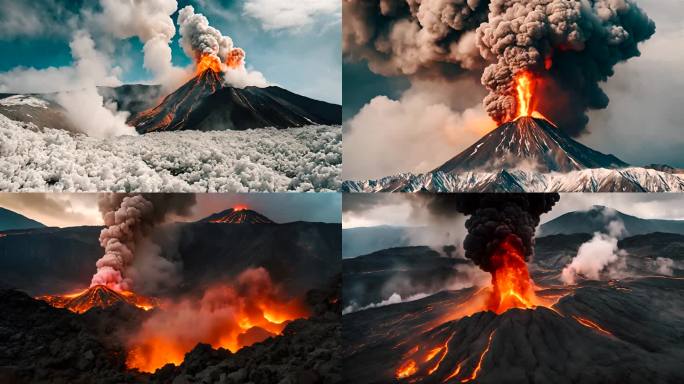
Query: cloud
[
  {"left": 0, "top": 0, "right": 77, "bottom": 40},
  {"left": 0, "top": 193, "right": 101, "bottom": 227},
  {"left": 243, "top": 0, "right": 340, "bottom": 31},
  {"left": 343, "top": 79, "right": 495, "bottom": 180}
]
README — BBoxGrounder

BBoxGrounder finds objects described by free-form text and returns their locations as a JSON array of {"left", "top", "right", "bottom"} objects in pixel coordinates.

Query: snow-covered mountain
[
  {"left": 436, "top": 116, "right": 626, "bottom": 173},
  {"left": 343, "top": 167, "right": 684, "bottom": 192},
  {"left": 345, "top": 116, "right": 684, "bottom": 192}
]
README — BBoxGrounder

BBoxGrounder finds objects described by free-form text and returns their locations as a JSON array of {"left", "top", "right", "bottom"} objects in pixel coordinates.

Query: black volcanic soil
[{"left": 0, "top": 279, "right": 341, "bottom": 384}]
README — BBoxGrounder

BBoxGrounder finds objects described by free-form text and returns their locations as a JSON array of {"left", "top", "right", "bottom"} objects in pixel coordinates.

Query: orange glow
[
  {"left": 233, "top": 204, "right": 248, "bottom": 211},
  {"left": 460, "top": 331, "right": 495, "bottom": 383},
  {"left": 195, "top": 54, "right": 224, "bottom": 75},
  {"left": 396, "top": 359, "right": 418, "bottom": 379},
  {"left": 125, "top": 268, "right": 308, "bottom": 373},
  {"left": 38, "top": 285, "right": 157, "bottom": 314},
  {"left": 513, "top": 71, "right": 548, "bottom": 121},
  {"left": 443, "top": 362, "right": 463, "bottom": 382},
  {"left": 226, "top": 48, "right": 245, "bottom": 69},
  {"left": 427, "top": 332, "right": 455, "bottom": 375},
  {"left": 486, "top": 236, "right": 537, "bottom": 314},
  {"left": 573, "top": 315, "right": 613, "bottom": 336}
]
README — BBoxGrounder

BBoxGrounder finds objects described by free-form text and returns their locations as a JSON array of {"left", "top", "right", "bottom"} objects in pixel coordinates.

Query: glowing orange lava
[
  {"left": 195, "top": 54, "right": 224, "bottom": 75},
  {"left": 125, "top": 268, "right": 308, "bottom": 373},
  {"left": 486, "top": 236, "right": 537, "bottom": 314},
  {"left": 443, "top": 362, "right": 463, "bottom": 382},
  {"left": 573, "top": 315, "right": 613, "bottom": 336},
  {"left": 38, "top": 285, "right": 157, "bottom": 314},
  {"left": 233, "top": 204, "right": 248, "bottom": 211},
  {"left": 459, "top": 330, "right": 495, "bottom": 383},
  {"left": 427, "top": 332, "right": 455, "bottom": 375},
  {"left": 396, "top": 359, "right": 418, "bottom": 379},
  {"left": 513, "top": 71, "right": 547, "bottom": 121}
]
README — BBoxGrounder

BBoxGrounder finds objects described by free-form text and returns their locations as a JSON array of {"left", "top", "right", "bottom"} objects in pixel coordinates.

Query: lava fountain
[
  {"left": 512, "top": 71, "right": 548, "bottom": 121},
  {"left": 486, "top": 235, "right": 537, "bottom": 314}
]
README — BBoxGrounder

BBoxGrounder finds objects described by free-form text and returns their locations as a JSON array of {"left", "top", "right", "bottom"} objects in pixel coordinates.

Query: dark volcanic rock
[
  {"left": 130, "top": 70, "right": 341, "bottom": 133},
  {"left": 0, "top": 289, "right": 145, "bottom": 384}
]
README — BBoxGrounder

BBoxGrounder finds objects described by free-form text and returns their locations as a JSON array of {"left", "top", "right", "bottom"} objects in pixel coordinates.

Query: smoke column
[
  {"left": 344, "top": 0, "right": 655, "bottom": 135},
  {"left": 177, "top": 5, "right": 266, "bottom": 87},
  {"left": 90, "top": 194, "right": 196, "bottom": 291},
  {"left": 423, "top": 194, "right": 559, "bottom": 272}
]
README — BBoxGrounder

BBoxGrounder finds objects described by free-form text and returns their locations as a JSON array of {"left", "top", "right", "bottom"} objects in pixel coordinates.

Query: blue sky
[{"left": 0, "top": 0, "right": 341, "bottom": 103}]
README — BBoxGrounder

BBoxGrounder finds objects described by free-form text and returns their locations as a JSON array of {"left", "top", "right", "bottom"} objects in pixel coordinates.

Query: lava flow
[
  {"left": 125, "top": 268, "right": 308, "bottom": 373},
  {"left": 38, "top": 285, "right": 157, "bottom": 314}
]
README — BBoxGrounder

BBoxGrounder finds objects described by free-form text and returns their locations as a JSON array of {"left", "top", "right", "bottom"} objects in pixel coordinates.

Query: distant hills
[
  {"left": 0, "top": 207, "right": 45, "bottom": 231},
  {"left": 539, "top": 205, "right": 684, "bottom": 236}
]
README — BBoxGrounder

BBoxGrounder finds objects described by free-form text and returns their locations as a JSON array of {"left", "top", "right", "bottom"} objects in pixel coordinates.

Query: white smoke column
[
  {"left": 561, "top": 215, "right": 628, "bottom": 285},
  {"left": 178, "top": 5, "right": 268, "bottom": 88},
  {"left": 97, "top": 0, "right": 188, "bottom": 91},
  {"left": 91, "top": 195, "right": 154, "bottom": 290},
  {"left": 55, "top": 30, "right": 137, "bottom": 138}
]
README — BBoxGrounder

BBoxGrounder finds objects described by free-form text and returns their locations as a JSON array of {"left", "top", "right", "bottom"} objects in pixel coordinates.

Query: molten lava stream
[
  {"left": 486, "top": 236, "right": 538, "bottom": 314},
  {"left": 195, "top": 54, "right": 224, "bottom": 75}
]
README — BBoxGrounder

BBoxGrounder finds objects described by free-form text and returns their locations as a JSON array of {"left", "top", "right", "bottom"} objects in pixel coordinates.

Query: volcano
[
  {"left": 200, "top": 208, "right": 275, "bottom": 224},
  {"left": 129, "top": 69, "right": 341, "bottom": 133},
  {"left": 37, "top": 285, "right": 157, "bottom": 314},
  {"left": 436, "top": 117, "right": 627, "bottom": 174}
]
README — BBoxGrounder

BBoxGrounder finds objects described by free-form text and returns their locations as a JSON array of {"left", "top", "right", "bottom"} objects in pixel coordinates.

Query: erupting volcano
[
  {"left": 38, "top": 285, "right": 157, "bottom": 314},
  {"left": 485, "top": 236, "right": 537, "bottom": 314},
  {"left": 200, "top": 207, "right": 275, "bottom": 224}
]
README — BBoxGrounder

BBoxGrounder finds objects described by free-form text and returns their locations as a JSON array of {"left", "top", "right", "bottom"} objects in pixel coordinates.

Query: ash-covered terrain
[
  {"left": 343, "top": 117, "right": 684, "bottom": 192},
  {"left": 343, "top": 219, "right": 684, "bottom": 383},
  {"left": 0, "top": 209, "right": 342, "bottom": 383}
]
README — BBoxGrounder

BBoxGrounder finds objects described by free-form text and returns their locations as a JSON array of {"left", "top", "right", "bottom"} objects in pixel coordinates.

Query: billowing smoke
[
  {"left": 344, "top": 0, "right": 655, "bottom": 135},
  {"left": 126, "top": 267, "right": 308, "bottom": 372},
  {"left": 90, "top": 194, "right": 196, "bottom": 291},
  {"left": 177, "top": 5, "right": 268, "bottom": 88},
  {"left": 96, "top": 0, "right": 188, "bottom": 91},
  {"left": 425, "top": 193, "right": 560, "bottom": 272},
  {"left": 561, "top": 211, "right": 628, "bottom": 284}
]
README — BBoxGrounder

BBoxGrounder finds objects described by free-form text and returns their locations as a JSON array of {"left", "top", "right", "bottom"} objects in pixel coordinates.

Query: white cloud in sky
[{"left": 243, "top": 0, "right": 340, "bottom": 31}]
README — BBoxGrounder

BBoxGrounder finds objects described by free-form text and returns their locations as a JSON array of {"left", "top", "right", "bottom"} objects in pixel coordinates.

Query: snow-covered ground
[{"left": 0, "top": 113, "right": 341, "bottom": 192}]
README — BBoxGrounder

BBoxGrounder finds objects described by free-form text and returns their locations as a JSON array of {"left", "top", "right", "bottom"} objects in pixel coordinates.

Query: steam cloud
[
  {"left": 90, "top": 194, "right": 196, "bottom": 291},
  {"left": 427, "top": 193, "right": 560, "bottom": 272},
  {"left": 96, "top": 0, "right": 188, "bottom": 91},
  {"left": 344, "top": 0, "right": 655, "bottom": 135},
  {"left": 178, "top": 5, "right": 267, "bottom": 88}
]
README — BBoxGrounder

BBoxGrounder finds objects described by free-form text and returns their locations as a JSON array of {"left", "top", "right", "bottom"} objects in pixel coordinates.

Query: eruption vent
[
  {"left": 426, "top": 193, "right": 559, "bottom": 314},
  {"left": 38, "top": 285, "right": 157, "bottom": 314},
  {"left": 201, "top": 207, "right": 275, "bottom": 224}
]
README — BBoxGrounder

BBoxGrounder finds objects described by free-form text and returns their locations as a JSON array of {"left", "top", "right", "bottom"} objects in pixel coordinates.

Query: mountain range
[{"left": 344, "top": 117, "right": 684, "bottom": 192}]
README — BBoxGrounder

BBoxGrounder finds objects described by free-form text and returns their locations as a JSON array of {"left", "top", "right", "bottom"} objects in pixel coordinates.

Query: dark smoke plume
[
  {"left": 422, "top": 193, "right": 559, "bottom": 272},
  {"left": 344, "top": 0, "right": 655, "bottom": 135},
  {"left": 91, "top": 194, "right": 197, "bottom": 290}
]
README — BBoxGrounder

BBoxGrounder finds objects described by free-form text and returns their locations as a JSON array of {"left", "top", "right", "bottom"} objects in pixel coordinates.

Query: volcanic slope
[
  {"left": 0, "top": 207, "right": 45, "bottom": 231},
  {"left": 200, "top": 208, "right": 275, "bottom": 224},
  {"left": 37, "top": 285, "right": 157, "bottom": 314},
  {"left": 436, "top": 117, "right": 626, "bottom": 173},
  {"left": 130, "top": 69, "right": 341, "bottom": 133},
  {"left": 343, "top": 277, "right": 684, "bottom": 384}
]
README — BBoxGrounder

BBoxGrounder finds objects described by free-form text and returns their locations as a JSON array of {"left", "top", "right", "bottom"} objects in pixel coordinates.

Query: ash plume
[
  {"left": 177, "top": 5, "right": 267, "bottom": 87},
  {"left": 90, "top": 194, "right": 196, "bottom": 291},
  {"left": 344, "top": 0, "right": 655, "bottom": 135},
  {"left": 423, "top": 193, "right": 559, "bottom": 272}
]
